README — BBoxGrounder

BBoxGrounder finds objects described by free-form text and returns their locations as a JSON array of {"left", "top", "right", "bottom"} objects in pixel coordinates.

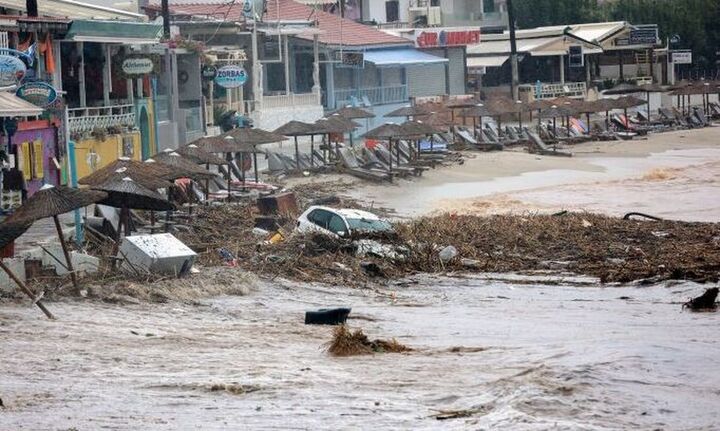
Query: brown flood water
[{"left": 2, "top": 275, "right": 719, "bottom": 430}]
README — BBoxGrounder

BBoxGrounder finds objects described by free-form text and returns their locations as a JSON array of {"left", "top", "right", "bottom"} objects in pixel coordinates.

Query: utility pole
[
  {"left": 26, "top": 0, "right": 38, "bottom": 17},
  {"left": 161, "top": 0, "right": 171, "bottom": 39},
  {"left": 507, "top": 0, "right": 519, "bottom": 100}
]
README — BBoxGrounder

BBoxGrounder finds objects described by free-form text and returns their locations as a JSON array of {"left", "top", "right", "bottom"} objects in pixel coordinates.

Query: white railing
[
  {"left": 521, "top": 82, "right": 587, "bottom": 100},
  {"left": 334, "top": 85, "right": 408, "bottom": 108},
  {"left": 68, "top": 103, "right": 136, "bottom": 134},
  {"left": 262, "top": 92, "right": 320, "bottom": 109}
]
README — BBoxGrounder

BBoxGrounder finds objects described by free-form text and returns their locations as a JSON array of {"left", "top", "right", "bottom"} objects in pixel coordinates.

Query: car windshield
[{"left": 345, "top": 217, "right": 393, "bottom": 233}]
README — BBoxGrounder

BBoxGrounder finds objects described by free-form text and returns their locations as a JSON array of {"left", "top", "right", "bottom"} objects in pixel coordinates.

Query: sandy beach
[{"left": 347, "top": 127, "right": 720, "bottom": 221}]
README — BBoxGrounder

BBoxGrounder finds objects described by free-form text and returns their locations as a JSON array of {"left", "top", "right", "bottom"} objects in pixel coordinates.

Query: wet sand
[{"left": 348, "top": 127, "right": 720, "bottom": 220}]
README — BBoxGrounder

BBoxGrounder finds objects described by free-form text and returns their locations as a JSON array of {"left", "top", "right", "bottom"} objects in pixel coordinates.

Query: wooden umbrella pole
[
  {"left": 240, "top": 153, "right": 246, "bottom": 192},
  {"left": 310, "top": 135, "right": 315, "bottom": 167},
  {"left": 396, "top": 138, "right": 400, "bottom": 166},
  {"left": 294, "top": 136, "right": 300, "bottom": 171},
  {"left": 53, "top": 215, "right": 79, "bottom": 292},
  {"left": 205, "top": 163, "right": 211, "bottom": 205},
  {"left": 253, "top": 151, "right": 259, "bottom": 184},
  {"left": 0, "top": 259, "right": 54, "bottom": 319}
]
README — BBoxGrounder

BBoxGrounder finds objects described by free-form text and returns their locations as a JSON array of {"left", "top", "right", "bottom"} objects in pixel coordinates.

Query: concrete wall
[
  {"left": 157, "top": 121, "right": 180, "bottom": 152},
  {"left": 73, "top": 132, "right": 142, "bottom": 179},
  {"left": 249, "top": 104, "right": 325, "bottom": 131},
  {"left": 362, "top": 0, "right": 410, "bottom": 23}
]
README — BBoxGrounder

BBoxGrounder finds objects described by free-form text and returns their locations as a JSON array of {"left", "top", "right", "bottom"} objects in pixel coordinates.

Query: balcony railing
[
  {"left": 68, "top": 104, "right": 135, "bottom": 134},
  {"left": 262, "top": 92, "right": 320, "bottom": 109},
  {"left": 520, "top": 82, "right": 587, "bottom": 100},
  {"left": 333, "top": 85, "right": 408, "bottom": 109}
]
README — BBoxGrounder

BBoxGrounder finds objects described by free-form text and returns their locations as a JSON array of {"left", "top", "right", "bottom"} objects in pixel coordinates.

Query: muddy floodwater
[{"left": 2, "top": 276, "right": 719, "bottom": 430}]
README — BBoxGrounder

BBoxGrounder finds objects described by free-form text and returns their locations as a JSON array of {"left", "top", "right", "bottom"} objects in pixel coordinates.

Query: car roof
[{"left": 306, "top": 206, "right": 382, "bottom": 220}]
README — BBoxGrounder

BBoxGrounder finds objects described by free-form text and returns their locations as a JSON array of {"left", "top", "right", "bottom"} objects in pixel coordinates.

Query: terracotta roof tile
[{"left": 150, "top": 0, "right": 410, "bottom": 47}]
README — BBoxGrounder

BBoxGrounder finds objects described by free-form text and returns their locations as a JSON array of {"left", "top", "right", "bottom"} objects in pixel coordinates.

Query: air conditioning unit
[{"left": 409, "top": 6, "right": 442, "bottom": 26}]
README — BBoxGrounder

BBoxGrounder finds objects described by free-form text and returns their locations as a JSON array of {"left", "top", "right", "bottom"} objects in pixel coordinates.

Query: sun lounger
[
  {"left": 527, "top": 131, "right": 572, "bottom": 157},
  {"left": 454, "top": 126, "right": 478, "bottom": 146},
  {"left": 338, "top": 148, "right": 391, "bottom": 181},
  {"left": 374, "top": 145, "right": 421, "bottom": 176}
]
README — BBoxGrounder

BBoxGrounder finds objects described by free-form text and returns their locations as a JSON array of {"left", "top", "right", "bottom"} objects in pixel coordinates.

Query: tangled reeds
[{"left": 325, "top": 325, "right": 411, "bottom": 356}]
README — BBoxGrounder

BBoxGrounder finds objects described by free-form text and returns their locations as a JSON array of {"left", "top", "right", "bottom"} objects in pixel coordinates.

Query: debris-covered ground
[{"left": 177, "top": 203, "right": 720, "bottom": 286}]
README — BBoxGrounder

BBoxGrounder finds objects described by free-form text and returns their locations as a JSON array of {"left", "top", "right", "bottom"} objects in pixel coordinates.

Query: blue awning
[{"left": 363, "top": 48, "right": 448, "bottom": 67}]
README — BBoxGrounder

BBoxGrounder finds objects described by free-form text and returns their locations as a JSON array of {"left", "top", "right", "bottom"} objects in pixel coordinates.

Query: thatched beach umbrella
[
  {"left": 487, "top": 98, "right": 530, "bottom": 130},
  {"left": 93, "top": 176, "right": 175, "bottom": 265},
  {"left": 332, "top": 106, "right": 375, "bottom": 120},
  {"left": 0, "top": 220, "right": 54, "bottom": 319},
  {"left": 605, "top": 82, "right": 662, "bottom": 119},
  {"left": 615, "top": 95, "right": 648, "bottom": 120},
  {"left": 538, "top": 105, "right": 574, "bottom": 135},
  {"left": 178, "top": 143, "right": 227, "bottom": 166},
  {"left": 363, "top": 123, "right": 404, "bottom": 173},
  {"left": 178, "top": 142, "right": 227, "bottom": 205},
  {"left": 222, "top": 128, "right": 284, "bottom": 187},
  {"left": 445, "top": 97, "right": 478, "bottom": 125},
  {"left": 315, "top": 116, "right": 360, "bottom": 162},
  {"left": 79, "top": 157, "right": 174, "bottom": 190},
  {"left": 149, "top": 151, "right": 218, "bottom": 181},
  {"left": 460, "top": 103, "right": 494, "bottom": 139},
  {"left": 7, "top": 184, "right": 107, "bottom": 292},
  {"left": 274, "top": 121, "right": 316, "bottom": 171},
  {"left": 401, "top": 120, "right": 442, "bottom": 156},
  {"left": 385, "top": 105, "right": 431, "bottom": 120}
]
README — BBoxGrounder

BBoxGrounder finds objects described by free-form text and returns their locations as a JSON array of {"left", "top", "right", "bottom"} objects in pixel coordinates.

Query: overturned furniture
[{"left": 118, "top": 233, "right": 197, "bottom": 277}]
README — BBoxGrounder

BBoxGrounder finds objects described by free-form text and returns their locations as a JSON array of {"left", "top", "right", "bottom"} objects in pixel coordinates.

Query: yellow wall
[{"left": 74, "top": 132, "right": 142, "bottom": 179}]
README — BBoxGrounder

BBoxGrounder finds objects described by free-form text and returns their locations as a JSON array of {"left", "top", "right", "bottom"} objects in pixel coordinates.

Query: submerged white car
[{"left": 296, "top": 206, "right": 393, "bottom": 237}]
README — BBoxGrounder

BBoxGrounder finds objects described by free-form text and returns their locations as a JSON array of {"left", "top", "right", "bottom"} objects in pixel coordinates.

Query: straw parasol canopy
[
  {"left": 538, "top": 105, "right": 574, "bottom": 119},
  {"left": 79, "top": 157, "right": 174, "bottom": 189},
  {"left": 0, "top": 219, "right": 31, "bottom": 249},
  {"left": 362, "top": 123, "right": 405, "bottom": 140},
  {"left": 603, "top": 82, "right": 644, "bottom": 95},
  {"left": 274, "top": 120, "right": 317, "bottom": 136},
  {"left": 93, "top": 176, "right": 176, "bottom": 212},
  {"left": 445, "top": 97, "right": 478, "bottom": 109},
  {"left": 331, "top": 106, "right": 375, "bottom": 119},
  {"left": 401, "top": 120, "right": 441, "bottom": 136},
  {"left": 149, "top": 151, "right": 218, "bottom": 180},
  {"left": 223, "top": 127, "right": 286, "bottom": 145},
  {"left": 178, "top": 143, "right": 227, "bottom": 165},
  {"left": 384, "top": 105, "right": 431, "bottom": 118},
  {"left": 615, "top": 95, "right": 648, "bottom": 109},
  {"left": 528, "top": 99, "right": 555, "bottom": 111},
  {"left": 7, "top": 184, "right": 107, "bottom": 224},
  {"left": 487, "top": 98, "right": 530, "bottom": 115},
  {"left": 460, "top": 103, "right": 494, "bottom": 118},
  {"left": 4, "top": 184, "right": 107, "bottom": 292},
  {"left": 194, "top": 135, "right": 243, "bottom": 153},
  {"left": 317, "top": 116, "right": 360, "bottom": 133}
]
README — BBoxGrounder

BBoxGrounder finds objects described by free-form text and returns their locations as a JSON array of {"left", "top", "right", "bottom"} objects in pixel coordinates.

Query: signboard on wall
[
  {"left": 616, "top": 24, "right": 659, "bottom": 46},
  {"left": 214, "top": 65, "right": 247, "bottom": 88},
  {"left": 15, "top": 81, "right": 58, "bottom": 107},
  {"left": 122, "top": 57, "right": 155, "bottom": 75},
  {"left": 0, "top": 54, "right": 27, "bottom": 88},
  {"left": 628, "top": 24, "right": 659, "bottom": 45},
  {"left": 415, "top": 29, "right": 480, "bottom": 48},
  {"left": 671, "top": 50, "right": 692, "bottom": 64}
]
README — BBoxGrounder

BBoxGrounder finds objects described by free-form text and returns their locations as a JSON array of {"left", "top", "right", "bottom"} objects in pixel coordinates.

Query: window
[
  {"left": 19, "top": 140, "right": 44, "bottom": 180},
  {"left": 308, "top": 209, "right": 332, "bottom": 229},
  {"left": 346, "top": 218, "right": 393, "bottom": 233},
  {"left": 328, "top": 214, "right": 348, "bottom": 235},
  {"left": 385, "top": 0, "right": 399, "bottom": 22}
]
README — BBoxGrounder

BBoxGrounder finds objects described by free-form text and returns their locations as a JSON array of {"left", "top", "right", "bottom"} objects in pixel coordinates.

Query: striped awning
[{"left": 0, "top": 92, "right": 43, "bottom": 117}]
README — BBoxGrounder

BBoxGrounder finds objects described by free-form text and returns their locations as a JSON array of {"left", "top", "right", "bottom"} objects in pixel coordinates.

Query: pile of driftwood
[
  {"left": 325, "top": 325, "right": 410, "bottom": 356},
  {"left": 179, "top": 206, "right": 720, "bottom": 286}
]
